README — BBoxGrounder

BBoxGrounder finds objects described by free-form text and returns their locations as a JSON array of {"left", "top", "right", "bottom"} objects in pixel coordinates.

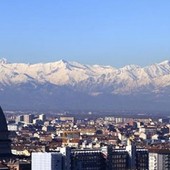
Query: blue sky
[{"left": 0, "top": 0, "right": 170, "bottom": 67}]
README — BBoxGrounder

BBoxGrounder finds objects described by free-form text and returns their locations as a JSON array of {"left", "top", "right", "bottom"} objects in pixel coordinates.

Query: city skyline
[
  {"left": 0, "top": 0, "right": 170, "bottom": 67},
  {"left": 1, "top": 1, "right": 170, "bottom": 169}
]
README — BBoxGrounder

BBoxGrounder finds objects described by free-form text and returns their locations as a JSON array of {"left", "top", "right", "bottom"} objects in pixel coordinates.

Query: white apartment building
[
  {"left": 32, "top": 152, "right": 62, "bottom": 170},
  {"left": 149, "top": 151, "right": 170, "bottom": 170}
]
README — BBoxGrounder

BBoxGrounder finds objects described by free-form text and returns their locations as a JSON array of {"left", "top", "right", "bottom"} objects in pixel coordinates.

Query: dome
[
  {"left": 0, "top": 106, "right": 11, "bottom": 155},
  {"left": 0, "top": 107, "right": 8, "bottom": 131}
]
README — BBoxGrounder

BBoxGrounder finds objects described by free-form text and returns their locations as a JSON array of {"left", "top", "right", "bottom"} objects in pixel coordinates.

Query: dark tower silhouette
[{"left": 0, "top": 107, "right": 11, "bottom": 156}]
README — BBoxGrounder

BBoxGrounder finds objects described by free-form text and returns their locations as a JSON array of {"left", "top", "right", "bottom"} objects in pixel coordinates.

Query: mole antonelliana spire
[{"left": 0, "top": 106, "right": 11, "bottom": 155}]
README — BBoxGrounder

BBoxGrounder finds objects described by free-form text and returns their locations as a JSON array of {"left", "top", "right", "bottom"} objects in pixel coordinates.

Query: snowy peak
[
  {"left": 144, "top": 60, "right": 170, "bottom": 78},
  {"left": 0, "top": 59, "right": 170, "bottom": 94},
  {"left": 157, "top": 60, "right": 170, "bottom": 66},
  {"left": 121, "top": 64, "right": 141, "bottom": 71},
  {"left": 0, "top": 58, "right": 8, "bottom": 64}
]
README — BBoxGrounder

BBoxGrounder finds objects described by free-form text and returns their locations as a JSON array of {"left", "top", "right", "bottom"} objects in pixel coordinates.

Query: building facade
[
  {"left": 71, "top": 149, "right": 106, "bottom": 170},
  {"left": 32, "top": 152, "right": 62, "bottom": 170},
  {"left": 149, "top": 150, "right": 170, "bottom": 170}
]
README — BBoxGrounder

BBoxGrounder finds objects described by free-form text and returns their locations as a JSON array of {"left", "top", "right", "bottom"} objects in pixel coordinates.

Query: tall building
[
  {"left": 71, "top": 149, "right": 106, "bottom": 170},
  {"left": 39, "top": 114, "right": 46, "bottom": 122},
  {"left": 31, "top": 144, "right": 149, "bottom": 170},
  {"left": 126, "top": 141, "right": 136, "bottom": 169},
  {"left": 32, "top": 152, "right": 62, "bottom": 170},
  {"left": 107, "top": 147, "right": 128, "bottom": 170},
  {"left": 126, "top": 140, "right": 148, "bottom": 170},
  {"left": 107, "top": 142, "right": 148, "bottom": 170},
  {"left": 0, "top": 107, "right": 11, "bottom": 156},
  {"left": 60, "top": 147, "right": 71, "bottom": 170},
  {"left": 149, "top": 149, "right": 170, "bottom": 170},
  {"left": 24, "top": 114, "right": 33, "bottom": 124},
  {"left": 136, "top": 149, "right": 149, "bottom": 170},
  {"left": 15, "top": 115, "right": 24, "bottom": 123}
]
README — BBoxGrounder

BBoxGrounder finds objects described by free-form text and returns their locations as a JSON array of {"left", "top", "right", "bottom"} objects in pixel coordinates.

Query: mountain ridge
[{"left": 0, "top": 59, "right": 170, "bottom": 111}]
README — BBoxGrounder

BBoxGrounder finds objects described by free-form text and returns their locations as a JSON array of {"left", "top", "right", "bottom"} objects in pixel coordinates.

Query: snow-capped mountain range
[{"left": 0, "top": 58, "right": 170, "bottom": 111}]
